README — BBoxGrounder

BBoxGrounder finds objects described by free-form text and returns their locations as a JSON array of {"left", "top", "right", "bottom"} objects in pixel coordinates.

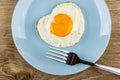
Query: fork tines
[
  {"left": 46, "top": 46, "right": 69, "bottom": 64},
  {"left": 49, "top": 46, "right": 69, "bottom": 53}
]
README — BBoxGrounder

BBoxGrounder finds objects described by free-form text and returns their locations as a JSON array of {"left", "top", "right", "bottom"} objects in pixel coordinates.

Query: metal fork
[{"left": 47, "top": 46, "right": 120, "bottom": 76}]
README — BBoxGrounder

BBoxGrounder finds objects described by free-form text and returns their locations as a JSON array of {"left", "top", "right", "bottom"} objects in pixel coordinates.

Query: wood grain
[{"left": 0, "top": 0, "right": 120, "bottom": 80}]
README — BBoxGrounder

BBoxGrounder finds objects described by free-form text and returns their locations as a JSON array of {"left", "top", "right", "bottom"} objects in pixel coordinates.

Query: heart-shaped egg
[{"left": 37, "top": 2, "right": 84, "bottom": 47}]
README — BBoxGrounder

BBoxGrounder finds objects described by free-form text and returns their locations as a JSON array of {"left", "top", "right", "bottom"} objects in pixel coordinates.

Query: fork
[{"left": 47, "top": 46, "right": 120, "bottom": 76}]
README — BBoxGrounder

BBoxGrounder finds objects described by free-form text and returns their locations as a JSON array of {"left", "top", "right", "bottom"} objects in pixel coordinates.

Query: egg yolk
[{"left": 50, "top": 14, "right": 73, "bottom": 37}]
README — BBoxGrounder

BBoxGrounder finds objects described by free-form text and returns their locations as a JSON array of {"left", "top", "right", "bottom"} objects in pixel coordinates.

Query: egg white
[{"left": 36, "top": 2, "right": 84, "bottom": 47}]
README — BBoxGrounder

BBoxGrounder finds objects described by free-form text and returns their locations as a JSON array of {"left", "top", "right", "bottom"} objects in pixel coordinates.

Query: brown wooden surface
[{"left": 0, "top": 0, "right": 120, "bottom": 80}]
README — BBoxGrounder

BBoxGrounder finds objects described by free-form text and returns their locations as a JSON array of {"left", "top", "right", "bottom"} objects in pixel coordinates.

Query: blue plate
[{"left": 12, "top": 0, "right": 111, "bottom": 75}]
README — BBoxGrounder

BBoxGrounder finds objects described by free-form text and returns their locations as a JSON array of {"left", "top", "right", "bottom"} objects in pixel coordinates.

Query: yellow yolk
[{"left": 50, "top": 14, "right": 73, "bottom": 37}]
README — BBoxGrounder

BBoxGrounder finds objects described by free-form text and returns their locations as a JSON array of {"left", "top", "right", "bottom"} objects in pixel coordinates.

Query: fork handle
[
  {"left": 79, "top": 59, "right": 120, "bottom": 75},
  {"left": 95, "top": 64, "right": 120, "bottom": 76}
]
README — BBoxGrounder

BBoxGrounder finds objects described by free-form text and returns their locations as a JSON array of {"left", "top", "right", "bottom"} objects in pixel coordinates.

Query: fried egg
[{"left": 36, "top": 2, "right": 84, "bottom": 47}]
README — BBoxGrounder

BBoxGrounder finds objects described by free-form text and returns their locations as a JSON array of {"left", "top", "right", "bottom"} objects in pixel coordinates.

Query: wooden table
[{"left": 0, "top": 0, "right": 120, "bottom": 80}]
